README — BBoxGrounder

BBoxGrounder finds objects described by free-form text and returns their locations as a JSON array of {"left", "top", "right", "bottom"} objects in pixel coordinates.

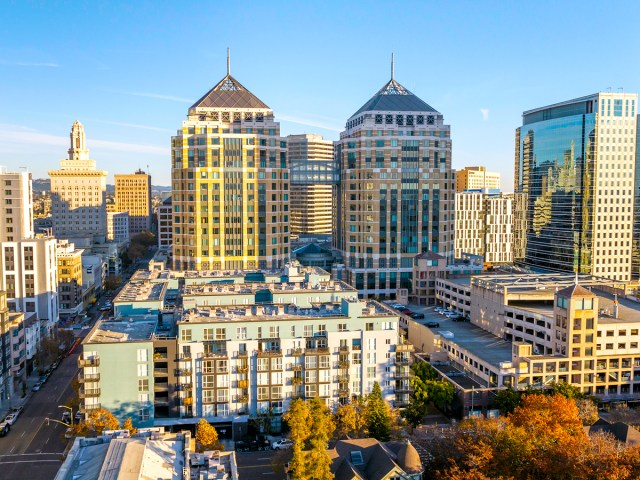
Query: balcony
[
  {"left": 305, "top": 347, "right": 330, "bottom": 355},
  {"left": 237, "top": 365, "right": 249, "bottom": 374},
  {"left": 257, "top": 349, "right": 282, "bottom": 357},
  {"left": 175, "top": 353, "right": 192, "bottom": 362},
  {"left": 236, "top": 395, "right": 249, "bottom": 403},
  {"left": 78, "top": 372, "right": 100, "bottom": 383},
  {"left": 154, "top": 368, "right": 169, "bottom": 376},
  {"left": 176, "top": 383, "right": 193, "bottom": 391},
  {"left": 175, "top": 368, "right": 192, "bottom": 377},
  {"left": 290, "top": 364, "right": 303, "bottom": 372},
  {"left": 154, "top": 382, "right": 169, "bottom": 391},
  {"left": 396, "top": 369, "right": 411, "bottom": 379},
  {"left": 395, "top": 357, "right": 410, "bottom": 366},
  {"left": 337, "top": 374, "right": 350, "bottom": 383},
  {"left": 338, "top": 361, "right": 350, "bottom": 369},
  {"left": 79, "top": 403, "right": 101, "bottom": 414},
  {"left": 291, "top": 377, "right": 303, "bottom": 386},
  {"left": 153, "top": 352, "right": 168, "bottom": 361},
  {"left": 202, "top": 351, "right": 228, "bottom": 359},
  {"left": 79, "top": 388, "right": 101, "bottom": 398},
  {"left": 338, "top": 389, "right": 350, "bottom": 398},
  {"left": 290, "top": 348, "right": 303, "bottom": 357},
  {"left": 236, "top": 351, "right": 249, "bottom": 358},
  {"left": 238, "top": 380, "right": 249, "bottom": 389},
  {"left": 78, "top": 355, "right": 100, "bottom": 368},
  {"left": 338, "top": 346, "right": 350, "bottom": 354}
]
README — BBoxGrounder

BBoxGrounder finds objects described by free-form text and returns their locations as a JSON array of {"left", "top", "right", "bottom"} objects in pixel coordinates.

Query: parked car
[
  {"left": 451, "top": 314, "right": 465, "bottom": 322},
  {"left": 32, "top": 382, "right": 41, "bottom": 392},
  {"left": 10, "top": 406, "right": 23, "bottom": 416},
  {"left": 272, "top": 438, "right": 294, "bottom": 450},
  {"left": 65, "top": 428, "right": 74, "bottom": 439},
  {"left": 0, "top": 421, "right": 9, "bottom": 436},
  {"left": 410, "top": 313, "right": 425, "bottom": 320},
  {"left": 426, "top": 321, "right": 440, "bottom": 328},
  {"left": 99, "top": 306, "right": 110, "bottom": 312},
  {"left": 4, "top": 413, "right": 17, "bottom": 426},
  {"left": 62, "top": 412, "right": 71, "bottom": 423}
]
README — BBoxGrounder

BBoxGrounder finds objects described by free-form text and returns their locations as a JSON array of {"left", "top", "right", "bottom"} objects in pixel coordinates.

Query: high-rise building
[
  {"left": 171, "top": 58, "right": 289, "bottom": 271},
  {"left": 515, "top": 93, "right": 638, "bottom": 281},
  {"left": 455, "top": 166, "right": 501, "bottom": 192},
  {"left": 288, "top": 134, "right": 337, "bottom": 236},
  {"left": 335, "top": 59, "right": 455, "bottom": 298},
  {"left": 0, "top": 168, "right": 33, "bottom": 241},
  {"left": 157, "top": 197, "right": 172, "bottom": 251},
  {"left": 454, "top": 191, "right": 520, "bottom": 264},
  {"left": 115, "top": 169, "right": 152, "bottom": 237},
  {"left": 57, "top": 240, "right": 84, "bottom": 317},
  {"left": 49, "top": 121, "right": 108, "bottom": 248}
]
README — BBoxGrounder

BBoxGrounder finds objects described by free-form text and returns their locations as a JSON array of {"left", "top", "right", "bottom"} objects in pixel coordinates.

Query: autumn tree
[
  {"left": 575, "top": 398, "right": 599, "bottom": 426},
  {"left": 305, "top": 398, "right": 335, "bottom": 480},
  {"left": 365, "top": 382, "right": 392, "bottom": 441},
  {"left": 86, "top": 408, "right": 120, "bottom": 434},
  {"left": 283, "top": 399, "right": 311, "bottom": 480},
  {"left": 334, "top": 398, "right": 367, "bottom": 439},
  {"left": 195, "top": 418, "right": 222, "bottom": 452},
  {"left": 122, "top": 417, "right": 137, "bottom": 435}
]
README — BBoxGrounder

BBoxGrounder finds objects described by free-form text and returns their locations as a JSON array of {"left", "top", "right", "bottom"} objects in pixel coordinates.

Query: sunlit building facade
[{"left": 515, "top": 93, "right": 638, "bottom": 281}]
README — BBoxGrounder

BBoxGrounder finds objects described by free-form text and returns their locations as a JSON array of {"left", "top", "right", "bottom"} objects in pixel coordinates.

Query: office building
[
  {"left": 0, "top": 292, "right": 13, "bottom": 400},
  {"left": 335, "top": 59, "right": 455, "bottom": 298},
  {"left": 0, "top": 168, "right": 33, "bottom": 241},
  {"left": 454, "top": 191, "right": 519, "bottom": 264},
  {"left": 408, "top": 273, "right": 640, "bottom": 415},
  {"left": 157, "top": 197, "right": 172, "bottom": 251},
  {"left": 78, "top": 264, "right": 406, "bottom": 430},
  {"left": 455, "top": 166, "right": 501, "bottom": 192},
  {"left": 49, "top": 121, "right": 108, "bottom": 248},
  {"left": 57, "top": 240, "right": 84, "bottom": 317},
  {"left": 515, "top": 92, "right": 638, "bottom": 281},
  {"left": 115, "top": 170, "right": 152, "bottom": 237},
  {"left": 171, "top": 57, "right": 289, "bottom": 271},
  {"left": 107, "top": 211, "right": 130, "bottom": 242},
  {"left": 288, "top": 134, "right": 337, "bottom": 236}
]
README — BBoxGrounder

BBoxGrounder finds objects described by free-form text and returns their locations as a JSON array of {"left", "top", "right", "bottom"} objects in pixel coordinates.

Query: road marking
[
  {"left": 9, "top": 446, "right": 15, "bottom": 453},
  {"left": 44, "top": 437, "right": 50, "bottom": 445},
  {"left": 258, "top": 457, "right": 271, "bottom": 460},
  {"left": 0, "top": 459, "right": 60, "bottom": 464},
  {"left": 20, "top": 431, "right": 25, "bottom": 438}
]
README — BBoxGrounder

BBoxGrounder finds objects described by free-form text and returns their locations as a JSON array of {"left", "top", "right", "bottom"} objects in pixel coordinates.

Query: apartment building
[
  {"left": 515, "top": 92, "right": 638, "bottom": 281},
  {"left": 157, "top": 197, "right": 172, "bottom": 251},
  {"left": 288, "top": 134, "right": 337, "bottom": 236},
  {"left": 171, "top": 58, "right": 289, "bottom": 271},
  {"left": 454, "top": 192, "right": 520, "bottom": 264},
  {"left": 335, "top": 60, "right": 455, "bottom": 298},
  {"left": 0, "top": 168, "right": 33, "bottom": 241},
  {"left": 78, "top": 264, "right": 406, "bottom": 430},
  {"left": 57, "top": 240, "right": 84, "bottom": 317},
  {"left": 409, "top": 273, "right": 640, "bottom": 410},
  {"left": 49, "top": 121, "right": 108, "bottom": 248},
  {"left": 115, "top": 170, "right": 152, "bottom": 237},
  {"left": 107, "top": 211, "right": 130, "bottom": 242},
  {"left": 455, "top": 166, "right": 501, "bottom": 192}
]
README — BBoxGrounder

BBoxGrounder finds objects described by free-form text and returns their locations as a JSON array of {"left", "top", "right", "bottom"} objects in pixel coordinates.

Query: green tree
[
  {"left": 365, "top": 382, "right": 392, "bottom": 441},
  {"left": 283, "top": 399, "right": 311, "bottom": 480},
  {"left": 548, "top": 381, "right": 584, "bottom": 399},
  {"left": 195, "top": 418, "right": 221, "bottom": 452},
  {"left": 305, "top": 398, "right": 335, "bottom": 480},
  {"left": 403, "top": 362, "right": 455, "bottom": 427},
  {"left": 103, "top": 275, "right": 122, "bottom": 292},
  {"left": 493, "top": 387, "right": 522, "bottom": 415}
]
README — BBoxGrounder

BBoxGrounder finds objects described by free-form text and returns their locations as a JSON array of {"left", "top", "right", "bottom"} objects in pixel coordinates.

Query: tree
[
  {"left": 493, "top": 387, "right": 522, "bottom": 415},
  {"left": 548, "top": 381, "right": 584, "bottom": 399},
  {"left": 104, "top": 275, "right": 122, "bottom": 292},
  {"left": 122, "top": 417, "right": 137, "bottom": 435},
  {"left": 127, "top": 242, "right": 146, "bottom": 264},
  {"left": 250, "top": 407, "right": 275, "bottom": 435},
  {"left": 305, "top": 398, "right": 335, "bottom": 480},
  {"left": 403, "top": 362, "right": 455, "bottom": 427},
  {"left": 575, "top": 398, "right": 599, "bottom": 426},
  {"left": 86, "top": 408, "right": 120, "bottom": 435},
  {"left": 195, "top": 418, "right": 221, "bottom": 452},
  {"left": 365, "top": 382, "right": 392, "bottom": 441},
  {"left": 334, "top": 398, "right": 367, "bottom": 439},
  {"left": 283, "top": 399, "right": 311, "bottom": 480}
]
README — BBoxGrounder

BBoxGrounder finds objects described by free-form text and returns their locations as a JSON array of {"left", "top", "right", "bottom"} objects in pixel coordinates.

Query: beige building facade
[
  {"left": 0, "top": 169, "right": 33, "bottom": 242},
  {"left": 49, "top": 121, "right": 108, "bottom": 247},
  {"left": 115, "top": 170, "right": 152, "bottom": 236},
  {"left": 455, "top": 166, "right": 501, "bottom": 192},
  {"left": 171, "top": 64, "right": 289, "bottom": 271}
]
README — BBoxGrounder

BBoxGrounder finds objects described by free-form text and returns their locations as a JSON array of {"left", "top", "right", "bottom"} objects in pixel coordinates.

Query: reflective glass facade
[{"left": 516, "top": 113, "right": 596, "bottom": 273}]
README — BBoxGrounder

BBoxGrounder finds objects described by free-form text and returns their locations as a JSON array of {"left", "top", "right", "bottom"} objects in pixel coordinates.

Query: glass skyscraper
[{"left": 515, "top": 93, "right": 638, "bottom": 281}]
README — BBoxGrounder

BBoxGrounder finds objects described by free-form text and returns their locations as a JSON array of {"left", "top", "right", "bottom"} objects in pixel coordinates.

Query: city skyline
[{"left": 1, "top": 1, "right": 640, "bottom": 185}]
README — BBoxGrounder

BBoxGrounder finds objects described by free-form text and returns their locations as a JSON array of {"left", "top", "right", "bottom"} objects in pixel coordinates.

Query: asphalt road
[
  {"left": 236, "top": 450, "right": 287, "bottom": 479},
  {"left": 0, "top": 351, "right": 79, "bottom": 479}
]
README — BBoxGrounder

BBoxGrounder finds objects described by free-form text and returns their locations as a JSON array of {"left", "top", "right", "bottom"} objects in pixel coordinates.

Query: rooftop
[
  {"left": 189, "top": 73, "right": 270, "bottom": 111},
  {"left": 471, "top": 273, "right": 620, "bottom": 295},
  {"left": 115, "top": 281, "right": 166, "bottom": 303},
  {"left": 86, "top": 316, "right": 159, "bottom": 343},
  {"left": 350, "top": 77, "right": 437, "bottom": 119},
  {"left": 182, "top": 280, "right": 355, "bottom": 297}
]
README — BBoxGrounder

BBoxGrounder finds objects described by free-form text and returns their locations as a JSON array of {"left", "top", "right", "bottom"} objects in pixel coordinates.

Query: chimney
[{"left": 613, "top": 294, "right": 619, "bottom": 319}]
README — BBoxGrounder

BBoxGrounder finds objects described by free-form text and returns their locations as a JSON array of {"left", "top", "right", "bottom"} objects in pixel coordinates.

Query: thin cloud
[
  {"left": 89, "top": 119, "right": 172, "bottom": 133},
  {"left": 278, "top": 113, "right": 342, "bottom": 132},
  {"left": 480, "top": 108, "right": 490, "bottom": 121},
  {"left": 0, "top": 124, "right": 165, "bottom": 155},
  {"left": 0, "top": 60, "right": 60, "bottom": 67},
  {"left": 106, "top": 89, "right": 191, "bottom": 103}
]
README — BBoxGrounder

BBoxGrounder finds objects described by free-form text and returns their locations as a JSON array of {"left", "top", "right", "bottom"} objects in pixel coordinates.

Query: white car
[
  {"left": 272, "top": 439, "right": 294, "bottom": 450},
  {"left": 4, "top": 413, "right": 17, "bottom": 426}
]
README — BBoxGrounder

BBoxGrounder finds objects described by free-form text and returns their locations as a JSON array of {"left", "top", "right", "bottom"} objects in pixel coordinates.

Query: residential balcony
[
  {"left": 78, "top": 372, "right": 100, "bottom": 383},
  {"left": 305, "top": 347, "right": 330, "bottom": 355},
  {"left": 337, "top": 374, "right": 350, "bottom": 383},
  {"left": 175, "top": 368, "right": 192, "bottom": 376},
  {"left": 154, "top": 368, "right": 169, "bottom": 376},
  {"left": 290, "top": 364, "right": 303, "bottom": 372},
  {"left": 79, "top": 388, "right": 101, "bottom": 398},
  {"left": 290, "top": 348, "right": 303, "bottom": 357},
  {"left": 153, "top": 352, "right": 168, "bottom": 361},
  {"left": 238, "top": 380, "right": 249, "bottom": 389},
  {"left": 291, "top": 377, "right": 303, "bottom": 386},
  {"left": 236, "top": 395, "right": 249, "bottom": 403},
  {"left": 257, "top": 349, "right": 282, "bottom": 357},
  {"left": 237, "top": 365, "right": 249, "bottom": 374},
  {"left": 338, "top": 346, "right": 350, "bottom": 354},
  {"left": 396, "top": 369, "right": 411, "bottom": 379},
  {"left": 154, "top": 382, "right": 169, "bottom": 391},
  {"left": 176, "top": 383, "right": 193, "bottom": 391},
  {"left": 338, "top": 361, "right": 350, "bottom": 369},
  {"left": 78, "top": 355, "right": 100, "bottom": 368},
  {"left": 175, "top": 353, "right": 192, "bottom": 362},
  {"left": 395, "top": 357, "right": 410, "bottom": 366},
  {"left": 202, "top": 351, "right": 228, "bottom": 359},
  {"left": 236, "top": 351, "right": 249, "bottom": 358},
  {"left": 79, "top": 403, "right": 101, "bottom": 414},
  {"left": 338, "top": 389, "right": 350, "bottom": 398}
]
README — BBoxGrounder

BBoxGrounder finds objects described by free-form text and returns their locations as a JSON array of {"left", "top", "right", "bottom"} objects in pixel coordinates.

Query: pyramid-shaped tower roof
[{"left": 189, "top": 73, "right": 270, "bottom": 111}]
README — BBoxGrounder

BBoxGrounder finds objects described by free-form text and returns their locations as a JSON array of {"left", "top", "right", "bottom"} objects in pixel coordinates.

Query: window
[
  {"left": 304, "top": 325, "right": 313, "bottom": 337},
  {"left": 137, "top": 349, "right": 148, "bottom": 362},
  {"left": 181, "top": 329, "right": 192, "bottom": 341},
  {"left": 138, "top": 379, "right": 149, "bottom": 392},
  {"left": 338, "top": 323, "right": 347, "bottom": 332},
  {"left": 138, "top": 409, "right": 149, "bottom": 422},
  {"left": 366, "top": 323, "right": 374, "bottom": 331},
  {"left": 236, "top": 327, "right": 247, "bottom": 340},
  {"left": 216, "top": 328, "right": 226, "bottom": 340},
  {"left": 203, "top": 328, "right": 214, "bottom": 340},
  {"left": 137, "top": 364, "right": 148, "bottom": 377}
]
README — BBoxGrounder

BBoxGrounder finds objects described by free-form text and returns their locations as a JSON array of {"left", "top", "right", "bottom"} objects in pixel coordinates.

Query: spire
[
  {"left": 391, "top": 52, "right": 395, "bottom": 80},
  {"left": 227, "top": 47, "right": 230, "bottom": 76},
  {"left": 67, "top": 120, "right": 90, "bottom": 161}
]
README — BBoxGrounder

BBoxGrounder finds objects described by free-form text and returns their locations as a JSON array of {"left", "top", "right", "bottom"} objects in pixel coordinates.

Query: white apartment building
[
  {"left": 107, "top": 211, "right": 130, "bottom": 242},
  {"left": 0, "top": 168, "right": 33, "bottom": 242},
  {"left": 455, "top": 166, "right": 501, "bottom": 192},
  {"left": 49, "top": 121, "right": 108, "bottom": 248},
  {"left": 454, "top": 192, "right": 517, "bottom": 264},
  {"left": 157, "top": 197, "right": 172, "bottom": 251}
]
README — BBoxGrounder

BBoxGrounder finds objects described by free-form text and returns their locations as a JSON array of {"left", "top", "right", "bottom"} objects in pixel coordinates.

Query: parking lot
[{"left": 235, "top": 449, "right": 288, "bottom": 479}]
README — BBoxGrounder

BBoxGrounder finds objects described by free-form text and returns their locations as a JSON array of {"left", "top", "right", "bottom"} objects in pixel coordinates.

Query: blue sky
[{"left": 1, "top": 1, "right": 639, "bottom": 187}]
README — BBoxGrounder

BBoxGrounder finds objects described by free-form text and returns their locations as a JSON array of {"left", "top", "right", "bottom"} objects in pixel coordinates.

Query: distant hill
[{"left": 32, "top": 178, "right": 170, "bottom": 195}]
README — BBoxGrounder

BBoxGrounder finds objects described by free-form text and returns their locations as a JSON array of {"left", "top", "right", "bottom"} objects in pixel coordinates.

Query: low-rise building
[
  {"left": 78, "top": 264, "right": 405, "bottom": 433},
  {"left": 106, "top": 211, "right": 130, "bottom": 242}
]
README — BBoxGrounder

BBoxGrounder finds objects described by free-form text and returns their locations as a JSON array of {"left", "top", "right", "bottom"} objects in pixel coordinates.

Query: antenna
[
  {"left": 227, "top": 47, "right": 230, "bottom": 75},
  {"left": 391, "top": 52, "right": 395, "bottom": 80}
]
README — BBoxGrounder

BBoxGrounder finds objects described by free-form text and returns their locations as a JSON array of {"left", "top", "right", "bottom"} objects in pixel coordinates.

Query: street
[{"left": 0, "top": 351, "right": 79, "bottom": 479}]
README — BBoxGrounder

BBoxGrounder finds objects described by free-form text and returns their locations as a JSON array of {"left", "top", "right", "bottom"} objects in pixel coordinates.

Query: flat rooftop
[
  {"left": 472, "top": 273, "right": 621, "bottom": 295},
  {"left": 181, "top": 300, "right": 395, "bottom": 324},
  {"left": 115, "top": 281, "right": 166, "bottom": 303},
  {"left": 87, "top": 316, "right": 158, "bottom": 343},
  {"left": 182, "top": 280, "right": 355, "bottom": 296}
]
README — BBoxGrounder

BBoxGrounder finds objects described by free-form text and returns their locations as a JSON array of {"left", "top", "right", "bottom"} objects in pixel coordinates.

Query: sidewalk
[{"left": 0, "top": 370, "right": 41, "bottom": 419}]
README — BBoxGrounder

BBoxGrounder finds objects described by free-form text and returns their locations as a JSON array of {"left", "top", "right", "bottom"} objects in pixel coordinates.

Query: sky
[{"left": 1, "top": 1, "right": 640, "bottom": 188}]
